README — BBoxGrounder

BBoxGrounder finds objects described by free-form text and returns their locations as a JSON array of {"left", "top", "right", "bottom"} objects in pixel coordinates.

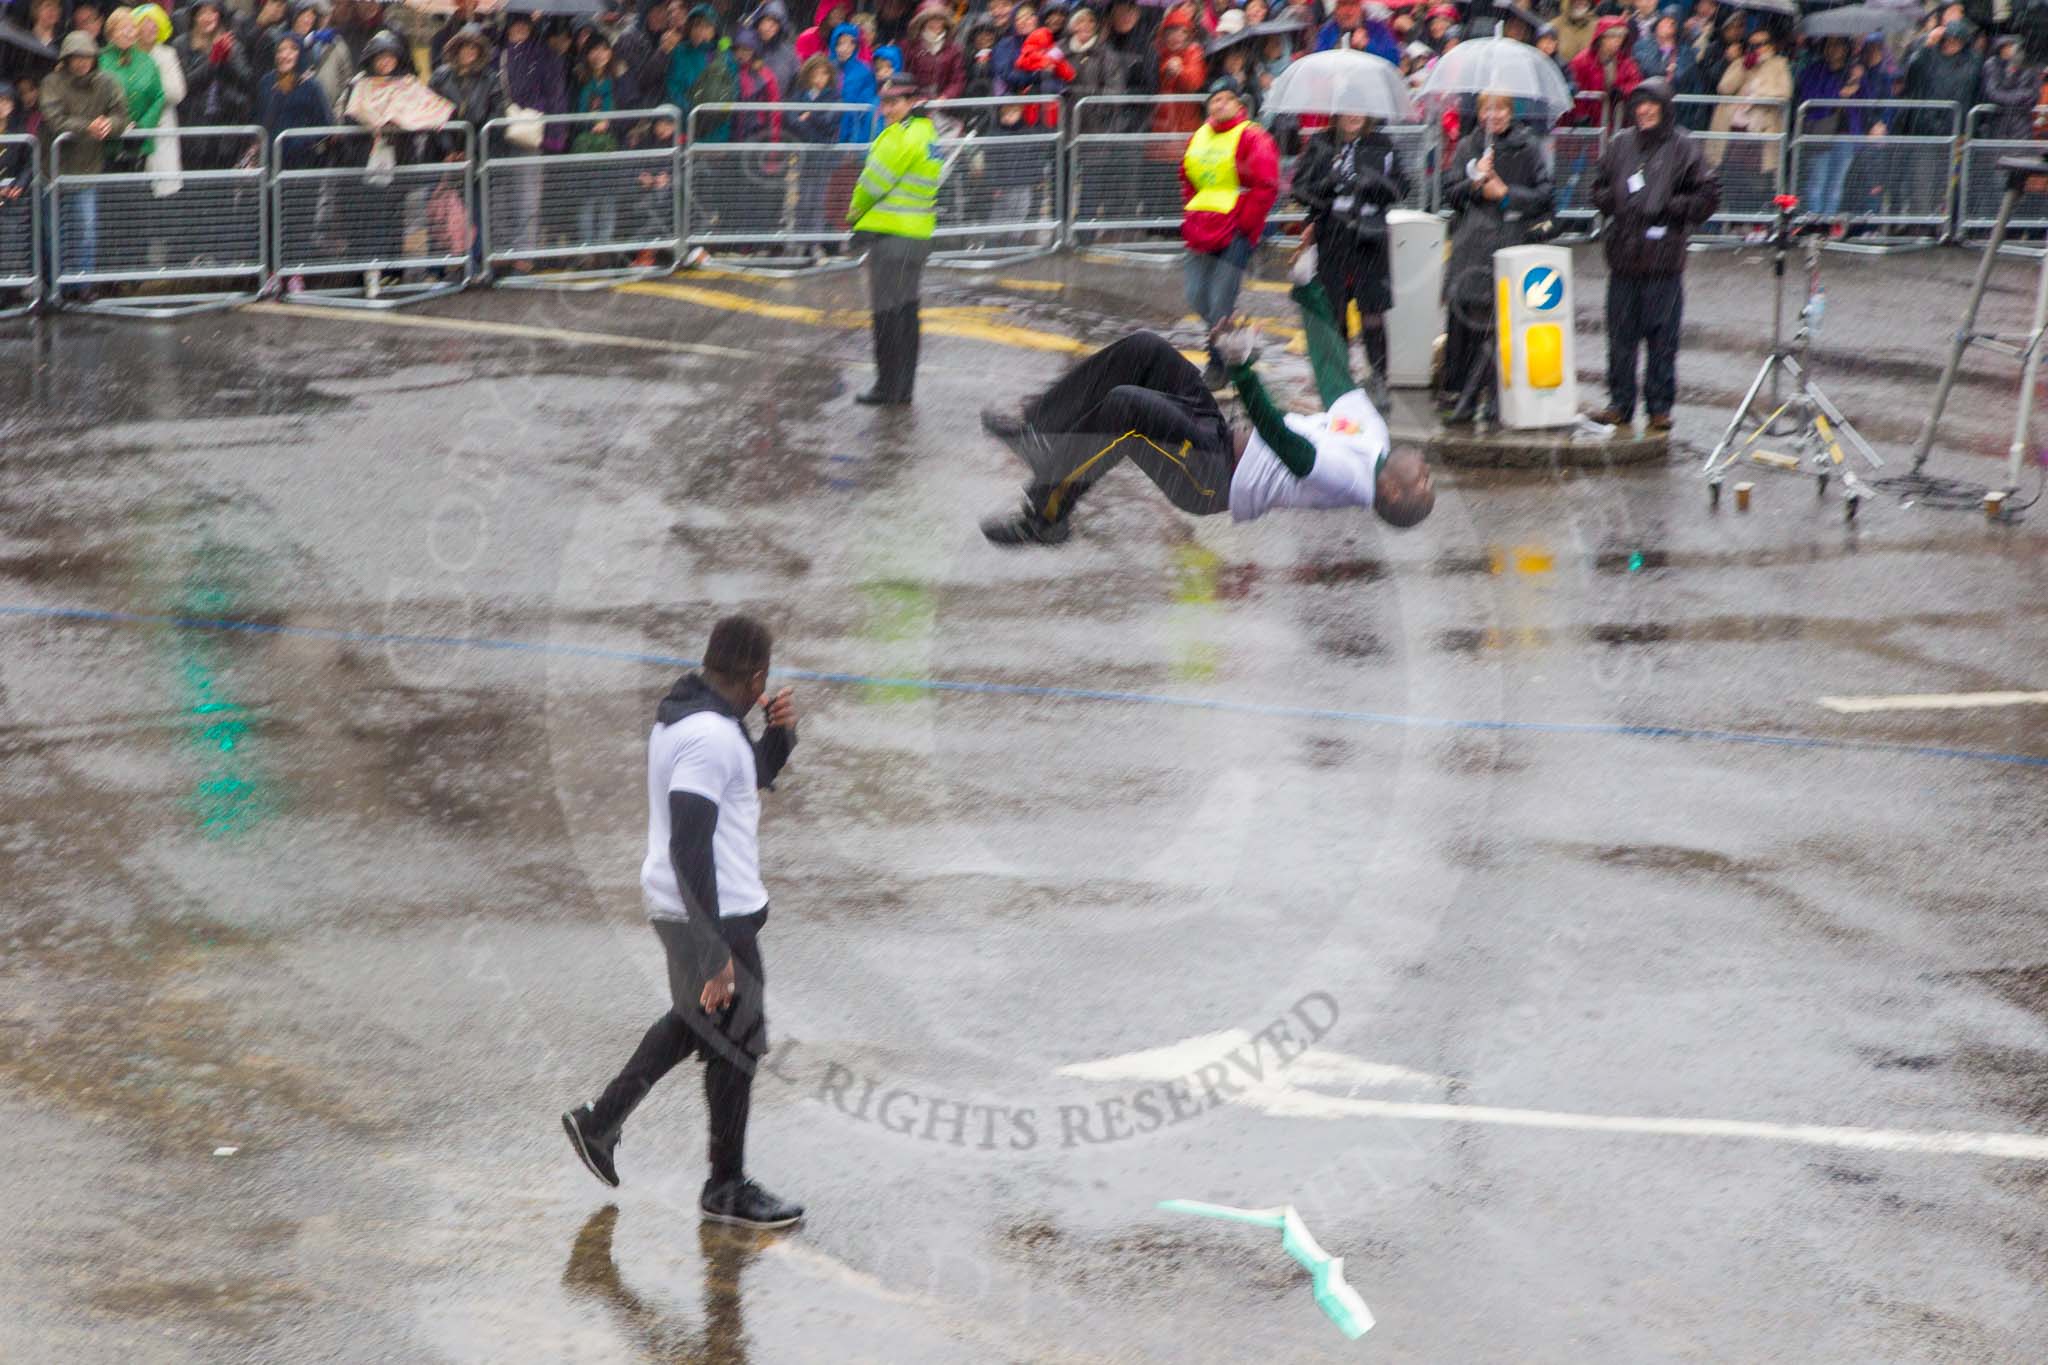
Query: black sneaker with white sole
[
  {"left": 980, "top": 504, "right": 1072, "bottom": 547},
  {"left": 700, "top": 1177, "right": 804, "bottom": 1229},
  {"left": 562, "top": 1104, "right": 621, "bottom": 1189}
]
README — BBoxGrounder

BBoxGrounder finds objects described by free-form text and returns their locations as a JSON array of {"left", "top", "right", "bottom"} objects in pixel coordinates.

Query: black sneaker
[
  {"left": 980, "top": 406, "right": 1027, "bottom": 441},
  {"left": 562, "top": 1105, "right": 621, "bottom": 1189},
  {"left": 980, "top": 504, "right": 1072, "bottom": 547},
  {"left": 700, "top": 1176, "right": 804, "bottom": 1229}
]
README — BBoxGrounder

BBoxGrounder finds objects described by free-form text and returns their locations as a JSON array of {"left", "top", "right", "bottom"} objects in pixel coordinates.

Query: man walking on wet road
[{"left": 563, "top": 614, "right": 805, "bottom": 1230}]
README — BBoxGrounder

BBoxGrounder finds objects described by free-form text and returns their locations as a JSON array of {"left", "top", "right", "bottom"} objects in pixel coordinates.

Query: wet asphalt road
[{"left": 1, "top": 242, "right": 2046, "bottom": 1364}]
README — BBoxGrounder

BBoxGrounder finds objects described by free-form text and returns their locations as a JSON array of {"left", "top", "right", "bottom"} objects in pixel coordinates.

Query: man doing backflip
[
  {"left": 562, "top": 614, "right": 805, "bottom": 1230},
  {"left": 978, "top": 285, "right": 1437, "bottom": 545}
]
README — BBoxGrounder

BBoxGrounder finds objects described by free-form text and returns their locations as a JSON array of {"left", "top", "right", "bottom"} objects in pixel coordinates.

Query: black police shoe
[
  {"left": 562, "top": 1104, "right": 621, "bottom": 1189},
  {"left": 856, "top": 387, "right": 910, "bottom": 406},
  {"left": 700, "top": 1176, "right": 805, "bottom": 1229},
  {"left": 980, "top": 504, "right": 1073, "bottom": 547}
]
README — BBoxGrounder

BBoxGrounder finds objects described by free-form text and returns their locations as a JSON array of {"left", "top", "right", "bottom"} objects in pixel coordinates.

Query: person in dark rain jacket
[
  {"left": 430, "top": 22, "right": 503, "bottom": 158},
  {"left": 1291, "top": 112, "right": 1410, "bottom": 407},
  {"left": 1437, "top": 90, "right": 1554, "bottom": 423},
  {"left": 1588, "top": 79, "right": 1718, "bottom": 434},
  {"left": 1981, "top": 33, "right": 2042, "bottom": 141},
  {"left": 255, "top": 32, "right": 332, "bottom": 169}
]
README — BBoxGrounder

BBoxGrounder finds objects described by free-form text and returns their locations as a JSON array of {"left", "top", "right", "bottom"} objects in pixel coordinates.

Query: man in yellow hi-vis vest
[
  {"left": 1179, "top": 82, "right": 1279, "bottom": 389},
  {"left": 846, "top": 75, "right": 942, "bottom": 406}
]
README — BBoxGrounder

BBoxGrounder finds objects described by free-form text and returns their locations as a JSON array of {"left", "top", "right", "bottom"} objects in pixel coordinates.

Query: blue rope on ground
[{"left": 4, "top": 601, "right": 2044, "bottom": 771}]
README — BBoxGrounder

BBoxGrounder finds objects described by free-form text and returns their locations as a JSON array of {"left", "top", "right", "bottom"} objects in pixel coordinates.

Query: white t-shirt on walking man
[{"left": 640, "top": 712, "right": 769, "bottom": 921}]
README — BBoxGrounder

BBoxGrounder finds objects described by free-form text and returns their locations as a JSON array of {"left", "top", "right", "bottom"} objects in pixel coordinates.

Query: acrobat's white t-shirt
[
  {"left": 1228, "top": 389, "right": 1388, "bottom": 523},
  {"left": 640, "top": 712, "right": 768, "bottom": 920}
]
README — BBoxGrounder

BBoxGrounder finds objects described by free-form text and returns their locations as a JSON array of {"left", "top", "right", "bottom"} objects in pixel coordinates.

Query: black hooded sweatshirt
[
  {"left": 1591, "top": 79, "right": 1720, "bottom": 277},
  {"left": 653, "top": 672, "right": 797, "bottom": 969}
]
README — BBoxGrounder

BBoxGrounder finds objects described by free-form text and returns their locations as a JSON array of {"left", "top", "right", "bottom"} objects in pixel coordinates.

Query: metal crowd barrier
[
  {"left": 0, "top": 135, "right": 36, "bottom": 319},
  {"left": 1789, "top": 98, "right": 1959, "bottom": 253},
  {"left": 1956, "top": 102, "right": 2048, "bottom": 255},
  {"left": 1675, "top": 94, "right": 1785, "bottom": 242},
  {"left": 1550, "top": 94, "right": 1609, "bottom": 238},
  {"left": 684, "top": 102, "right": 873, "bottom": 274},
  {"left": 480, "top": 106, "right": 682, "bottom": 288},
  {"left": 19, "top": 97, "right": 2048, "bottom": 318},
  {"left": 926, "top": 95, "right": 1063, "bottom": 269},
  {"left": 1066, "top": 94, "right": 1209, "bottom": 261},
  {"left": 50, "top": 125, "right": 267, "bottom": 317},
  {"left": 272, "top": 123, "right": 477, "bottom": 310}
]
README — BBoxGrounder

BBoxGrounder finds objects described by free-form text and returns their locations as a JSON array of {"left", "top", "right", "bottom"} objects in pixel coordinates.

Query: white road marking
[
  {"left": 1237, "top": 1092, "right": 2048, "bottom": 1161},
  {"left": 1818, "top": 689, "right": 2048, "bottom": 715},
  {"left": 1056, "top": 1030, "right": 1449, "bottom": 1090},
  {"left": 1061, "top": 1035, "right": 2048, "bottom": 1160}
]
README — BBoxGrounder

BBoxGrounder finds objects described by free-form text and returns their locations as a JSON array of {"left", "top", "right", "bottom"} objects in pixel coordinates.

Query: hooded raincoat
[{"left": 1590, "top": 79, "right": 1719, "bottom": 276}]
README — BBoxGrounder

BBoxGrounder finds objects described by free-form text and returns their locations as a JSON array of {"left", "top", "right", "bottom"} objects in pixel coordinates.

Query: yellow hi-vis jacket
[
  {"left": 849, "top": 115, "right": 942, "bottom": 238},
  {"left": 1182, "top": 119, "right": 1247, "bottom": 215}
]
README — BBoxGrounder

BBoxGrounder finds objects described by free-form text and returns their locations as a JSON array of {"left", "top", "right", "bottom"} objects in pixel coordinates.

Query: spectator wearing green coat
[{"left": 99, "top": 7, "right": 166, "bottom": 163}]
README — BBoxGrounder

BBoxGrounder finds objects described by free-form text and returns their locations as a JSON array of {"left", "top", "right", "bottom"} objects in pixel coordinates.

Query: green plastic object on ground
[{"left": 1158, "top": 1200, "right": 1375, "bottom": 1341}]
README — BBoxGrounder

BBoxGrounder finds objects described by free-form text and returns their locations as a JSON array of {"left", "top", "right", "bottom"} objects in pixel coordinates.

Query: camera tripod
[{"left": 1703, "top": 199, "right": 1883, "bottom": 498}]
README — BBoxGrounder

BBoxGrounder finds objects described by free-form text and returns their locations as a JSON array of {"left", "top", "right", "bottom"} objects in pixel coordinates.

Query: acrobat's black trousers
[{"left": 1019, "top": 331, "right": 1236, "bottom": 518}]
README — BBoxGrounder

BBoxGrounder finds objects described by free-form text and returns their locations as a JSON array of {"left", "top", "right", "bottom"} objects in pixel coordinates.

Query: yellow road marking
[
  {"left": 996, "top": 276, "right": 1066, "bottom": 292},
  {"left": 620, "top": 279, "right": 836, "bottom": 325},
  {"left": 244, "top": 301, "right": 770, "bottom": 360}
]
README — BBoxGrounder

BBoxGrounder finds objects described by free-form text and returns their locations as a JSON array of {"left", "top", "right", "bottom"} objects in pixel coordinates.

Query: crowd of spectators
[{"left": 3, "top": 0, "right": 2047, "bottom": 290}]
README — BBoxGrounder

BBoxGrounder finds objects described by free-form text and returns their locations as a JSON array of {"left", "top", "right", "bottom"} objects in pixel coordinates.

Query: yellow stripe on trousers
[{"left": 1045, "top": 430, "right": 1216, "bottom": 519}]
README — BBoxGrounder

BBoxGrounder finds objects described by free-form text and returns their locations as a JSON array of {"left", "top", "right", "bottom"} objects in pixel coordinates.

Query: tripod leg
[
  {"left": 1706, "top": 357, "right": 1777, "bottom": 476},
  {"left": 2007, "top": 237, "right": 2048, "bottom": 490},
  {"left": 1912, "top": 181, "right": 2021, "bottom": 471},
  {"left": 1804, "top": 381, "right": 1884, "bottom": 469}
]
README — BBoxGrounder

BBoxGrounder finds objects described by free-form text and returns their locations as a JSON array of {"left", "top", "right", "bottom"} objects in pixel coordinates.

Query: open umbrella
[
  {"left": 1718, "top": 0, "right": 1798, "bottom": 14},
  {"left": 1800, "top": 3, "right": 1917, "bottom": 35},
  {"left": 1415, "top": 34, "right": 1574, "bottom": 124},
  {"left": 397, "top": 0, "right": 603, "bottom": 13},
  {"left": 1264, "top": 49, "right": 1414, "bottom": 120},
  {"left": 0, "top": 17, "right": 58, "bottom": 62},
  {"left": 1206, "top": 17, "right": 1311, "bottom": 56}
]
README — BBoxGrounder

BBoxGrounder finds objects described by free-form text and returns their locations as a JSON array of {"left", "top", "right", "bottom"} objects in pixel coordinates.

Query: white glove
[
  {"left": 1288, "top": 242, "right": 1318, "bottom": 286},
  {"left": 1211, "top": 322, "right": 1262, "bottom": 369}
]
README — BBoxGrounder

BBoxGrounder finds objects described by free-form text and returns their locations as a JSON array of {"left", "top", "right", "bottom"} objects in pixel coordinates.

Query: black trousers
[
  {"left": 1317, "top": 230, "right": 1392, "bottom": 380},
  {"left": 1441, "top": 312, "right": 1493, "bottom": 412},
  {"left": 588, "top": 908, "right": 770, "bottom": 1186},
  {"left": 1605, "top": 272, "right": 1685, "bottom": 419},
  {"left": 858, "top": 231, "right": 931, "bottom": 402},
  {"left": 1020, "top": 331, "right": 1236, "bottom": 519}
]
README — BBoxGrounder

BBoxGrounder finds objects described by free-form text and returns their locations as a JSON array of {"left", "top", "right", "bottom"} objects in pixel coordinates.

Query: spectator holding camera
[{"left": 180, "top": 0, "right": 257, "bottom": 171}]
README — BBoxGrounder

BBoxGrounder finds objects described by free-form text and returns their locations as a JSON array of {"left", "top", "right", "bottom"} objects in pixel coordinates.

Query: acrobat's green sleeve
[{"left": 1291, "top": 280, "right": 1359, "bottom": 410}]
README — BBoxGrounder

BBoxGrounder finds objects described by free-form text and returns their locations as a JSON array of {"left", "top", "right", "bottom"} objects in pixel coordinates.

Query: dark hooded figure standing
[
  {"left": 1436, "top": 90, "right": 1554, "bottom": 424},
  {"left": 1587, "top": 78, "right": 1718, "bottom": 433},
  {"left": 563, "top": 614, "right": 806, "bottom": 1231}
]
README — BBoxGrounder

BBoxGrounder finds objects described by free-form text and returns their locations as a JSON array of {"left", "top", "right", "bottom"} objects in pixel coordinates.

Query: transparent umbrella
[
  {"left": 1264, "top": 50, "right": 1415, "bottom": 121},
  {"left": 1800, "top": 3, "right": 1918, "bottom": 36},
  {"left": 1415, "top": 35, "right": 1576, "bottom": 126}
]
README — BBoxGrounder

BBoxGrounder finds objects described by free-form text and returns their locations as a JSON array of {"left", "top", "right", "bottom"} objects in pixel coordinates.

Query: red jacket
[
  {"left": 1178, "top": 113, "right": 1279, "bottom": 253},
  {"left": 1566, "top": 24, "right": 1642, "bottom": 125}
]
